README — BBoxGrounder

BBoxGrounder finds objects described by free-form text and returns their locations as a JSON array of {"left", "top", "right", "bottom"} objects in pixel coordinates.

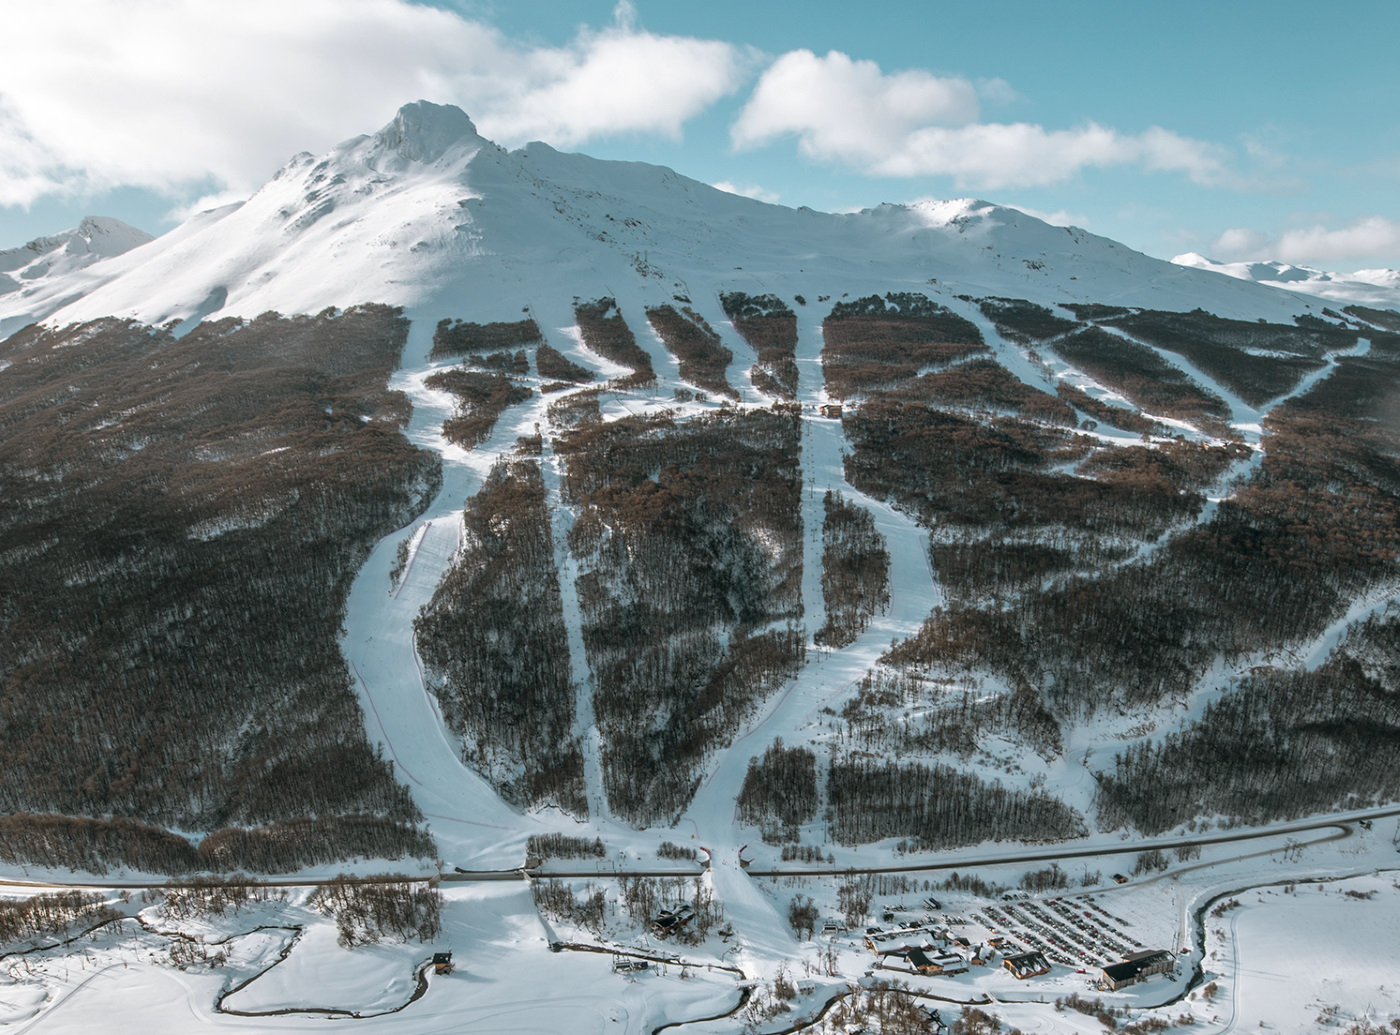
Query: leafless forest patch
[
  {"left": 535, "top": 342, "right": 595, "bottom": 384},
  {"left": 721, "top": 292, "right": 799, "bottom": 399},
  {"left": 737, "top": 739, "right": 819, "bottom": 841},
  {"left": 646, "top": 304, "right": 736, "bottom": 399},
  {"left": 574, "top": 298, "right": 655, "bottom": 388},
  {"left": 821, "top": 293, "right": 987, "bottom": 399},
  {"left": 826, "top": 757, "right": 1085, "bottom": 847},
  {"left": 415, "top": 460, "right": 586, "bottom": 815},
  {"left": 0, "top": 307, "right": 438, "bottom": 870},
  {"left": 1055, "top": 381, "right": 1161, "bottom": 434},
  {"left": 1049, "top": 327, "right": 1231, "bottom": 431},
  {"left": 1105, "top": 309, "right": 1335, "bottom": 407},
  {"left": 1096, "top": 603, "right": 1400, "bottom": 833},
  {"left": 423, "top": 366, "right": 532, "bottom": 448},
  {"left": 557, "top": 407, "right": 804, "bottom": 824},
  {"left": 815, "top": 491, "right": 890, "bottom": 648},
  {"left": 428, "top": 317, "right": 542, "bottom": 361},
  {"left": 976, "top": 296, "right": 1079, "bottom": 343},
  {"left": 892, "top": 348, "right": 1400, "bottom": 721}
]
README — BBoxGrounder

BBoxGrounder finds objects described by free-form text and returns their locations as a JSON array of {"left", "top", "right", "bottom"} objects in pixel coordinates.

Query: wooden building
[
  {"left": 1002, "top": 951, "right": 1051, "bottom": 980},
  {"left": 651, "top": 903, "right": 696, "bottom": 938},
  {"left": 432, "top": 951, "right": 453, "bottom": 974},
  {"left": 907, "top": 948, "right": 969, "bottom": 976}
]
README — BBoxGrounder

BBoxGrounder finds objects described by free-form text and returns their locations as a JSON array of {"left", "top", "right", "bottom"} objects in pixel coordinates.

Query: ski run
[{"left": 3, "top": 102, "right": 1399, "bottom": 1033}]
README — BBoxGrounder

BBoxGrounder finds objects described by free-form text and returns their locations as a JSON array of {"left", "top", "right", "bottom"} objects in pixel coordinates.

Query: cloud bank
[
  {"left": 732, "top": 50, "right": 1229, "bottom": 189},
  {"left": 1212, "top": 216, "right": 1400, "bottom": 265},
  {"left": 0, "top": 6, "right": 1240, "bottom": 211},
  {"left": 0, "top": 0, "right": 747, "bottom": 206}
]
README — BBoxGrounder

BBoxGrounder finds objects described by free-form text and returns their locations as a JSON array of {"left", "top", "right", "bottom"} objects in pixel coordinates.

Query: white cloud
[
  {"left": 1274, "top": 217, "right": 1400, "bottom": 264},
  {"left": 710, "top": 181, "right": 780, "bottom": 204},
  {"left": 731, "top": 50, "right": 980, "bottom": 166},
  {"left": 1211, "top": 227, "right": 1271, "bottom": 258},
  {"left": 1212, "top": 217, "right": 1400, "bottom": 265},
  {"left": 732, "top": 50, "right": 1229, "bottom": 190},
  {"left": 0, "top": 0, "right": 746, "bottom": 207},
  {"left": 163, "top": 190, "right": 253, "bottom": 224},
  {"left": 1004, "top": 203, "right": 1087, "bottom": 229}
]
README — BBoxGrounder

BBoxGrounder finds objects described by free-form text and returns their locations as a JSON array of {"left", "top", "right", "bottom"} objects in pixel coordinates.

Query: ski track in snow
[
  {"left": 1046, "top": 333, "right": 1393, "bottom": 769},
  {"left": 11, "top": 101, "right": 1400, "bottom": 1033},
  {"left": 339, "top": 275, "right": 1399, "bottom": 982},
  {"left": 341, "top": 313, "right": 546, "bottom": 867}
]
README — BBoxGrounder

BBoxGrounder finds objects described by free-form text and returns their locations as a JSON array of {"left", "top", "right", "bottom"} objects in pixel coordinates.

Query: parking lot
[{"left": 970, "top": 895, "right": 1148, "bottom": 968}]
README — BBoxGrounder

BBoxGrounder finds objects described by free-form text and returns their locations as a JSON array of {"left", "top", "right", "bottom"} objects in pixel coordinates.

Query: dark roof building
[
  {"left": 1002, "top": 951, "right": 1051, "bottom": 980},
  {"left": 906, "top": 948, "right": 968, "bottom": 975},
  {"left": 651, "top": 903, "right": 696, "bottom": 937},
  {"left": 1099, "top": 949, "right": 1175, "bottom": 991}
]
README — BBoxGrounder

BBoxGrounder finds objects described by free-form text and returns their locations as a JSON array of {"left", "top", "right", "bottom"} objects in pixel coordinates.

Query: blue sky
[{"left": 2, "top": 0, "right": 1397, "bottom": 269}]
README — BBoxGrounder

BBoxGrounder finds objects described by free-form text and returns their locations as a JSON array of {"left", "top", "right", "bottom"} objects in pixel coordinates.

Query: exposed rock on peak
[{"left": 371, "top": 100, "right": 481, "bottom": 164}]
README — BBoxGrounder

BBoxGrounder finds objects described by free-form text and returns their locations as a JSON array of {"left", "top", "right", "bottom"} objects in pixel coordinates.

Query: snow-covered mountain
[
  {"left": 0, "top": 215, "right": 151, "bottom": 315},
  {"left": 0, "top": 101, "right": 1335, "bottom": 340},
  {"left": 1172, "top": 250, "right": 1400, "bottom": 308},
  {"left": 6, "top": 99, "right": 1400, "bottom": 1033}
]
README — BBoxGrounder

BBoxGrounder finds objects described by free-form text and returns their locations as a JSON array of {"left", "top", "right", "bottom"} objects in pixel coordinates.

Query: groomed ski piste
[{"left": 3, "top": 103, "right": 1399, "bottom": 1033}]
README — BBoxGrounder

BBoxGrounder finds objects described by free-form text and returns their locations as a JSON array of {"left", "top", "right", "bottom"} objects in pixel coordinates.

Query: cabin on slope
[{"left": 651, "top": 903, "right": 695, "bottom": 938}]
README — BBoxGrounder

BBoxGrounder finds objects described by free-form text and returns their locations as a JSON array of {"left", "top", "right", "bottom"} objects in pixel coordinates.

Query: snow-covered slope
[
  {"left": 0, "top": 215, "right": 152, "bottom": 333},
  {"left": 1173, "top": 250, "right": 1400, "bottom": 308},
  {"left": 0, "top": 101, "right": 1339, "bottom": 341}
]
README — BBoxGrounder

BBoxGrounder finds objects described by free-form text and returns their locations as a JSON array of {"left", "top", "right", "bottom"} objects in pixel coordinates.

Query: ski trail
[
  {"left": 539, "top": 413, "right": 613, "bottom": 827},
  {"left": 682, "top": 306, "right": 942, "bottom": 866},
  {"left": 340, "top": 313, "right": 568, "bottom": 870}
]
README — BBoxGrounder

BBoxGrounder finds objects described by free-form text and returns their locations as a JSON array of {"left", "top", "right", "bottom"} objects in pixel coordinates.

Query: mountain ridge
[
  {"left": 0, "top": 101, "right": 1331, "bottom": 340},
  {"left": 1173, "top": 250, "right": 1400, "bottom": 308}
]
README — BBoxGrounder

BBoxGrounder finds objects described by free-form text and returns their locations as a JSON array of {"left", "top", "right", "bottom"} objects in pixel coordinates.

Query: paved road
[
  {"left": 3, "top": 804, "right": 1397, "bottom": 891},
  {"left": 742, "top": 803, "right": 1400, "bottom": 879}
]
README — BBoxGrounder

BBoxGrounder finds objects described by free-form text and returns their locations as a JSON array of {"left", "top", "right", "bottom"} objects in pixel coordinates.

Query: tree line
[
  {"left": 415, "top": 460, "right": 586, "bottom": 815},
  {"left": 556, "top": 407, "right": 805, "bottom": 823},
  {"left": 816, "top": 490, "right": 890, "bottom": 647},
  {"left": 0, "top": 307, "right": 439, "bottom": 870}
]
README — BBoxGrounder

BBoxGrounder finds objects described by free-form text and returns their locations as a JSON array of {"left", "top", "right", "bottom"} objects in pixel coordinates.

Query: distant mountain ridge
[
  {"left": 0, "top": 215, "right": 152, "bottom": 307},
  {"left": 1173, "top": 251, "right": 1400, "bottom": 308},
  {"left": 0, "top": 100, "right": 1335, "bottom": 340}
]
